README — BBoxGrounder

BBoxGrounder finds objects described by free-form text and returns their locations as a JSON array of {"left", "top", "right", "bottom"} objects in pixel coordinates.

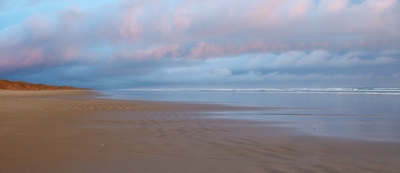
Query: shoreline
[
  {"left": 0, "top": 89, "right": 260, "bottom": 111},
  {"left": 1, "top": 90, "right": 399, "bottom": 172}
]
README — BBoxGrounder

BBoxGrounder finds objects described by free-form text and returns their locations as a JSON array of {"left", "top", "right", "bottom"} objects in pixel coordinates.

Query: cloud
[
  {"left": 2, "top": 1, "right": 400, "bottom": 60},
  {"left": 229, "top": 71, "right": 375, "bottom": 82},
  {"left": 318, "top": 0, "right": 349, "bottom": 13},
  {"left": 0, "top": 6, "right": 89, "bottom": 72},
  {"left": 213, "top": 68, "right": 232, "bottom": 77},
  {"left": 100, "top": 49, "right": 398, "bottom": 87},
  {"left": 112, "top": 44, "right": 181, "bottom": 60},
  {"left": 116, "top": 64, "right": 382, "bottom": 88},
  {"left": 1, "top": 0, "right": 400, "bottom": 88},
  {"left": 205, "top": 50, "right": 399, "bottom": 70}
]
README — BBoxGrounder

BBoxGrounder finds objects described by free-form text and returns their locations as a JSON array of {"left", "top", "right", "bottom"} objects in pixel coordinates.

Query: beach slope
[{"left": 0, "top": 90, "right": 399, "bottom": 173}]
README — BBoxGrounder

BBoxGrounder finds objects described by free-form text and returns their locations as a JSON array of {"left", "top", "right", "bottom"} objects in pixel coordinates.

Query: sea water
[{"left": 99, "top": 88, "right": 400, "bottom": 142}]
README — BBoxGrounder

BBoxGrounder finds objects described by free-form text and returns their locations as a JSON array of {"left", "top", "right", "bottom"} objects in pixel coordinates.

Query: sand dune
[
  {"left": 0, "top": 79, "right": 82, "bottom": 90},
  {"left": 1, "top": 90, "right": 399, "bottom": 173}
]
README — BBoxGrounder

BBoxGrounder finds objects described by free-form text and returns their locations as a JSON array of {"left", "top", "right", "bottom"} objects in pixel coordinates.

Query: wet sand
[{"left": 1, "top": 90, "right": 399, "bottom": 173}]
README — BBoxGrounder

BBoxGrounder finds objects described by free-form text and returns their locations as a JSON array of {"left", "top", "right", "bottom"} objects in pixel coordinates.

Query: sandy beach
[{"left": 0, "top": 90, "right": 399, "bottom": 173}]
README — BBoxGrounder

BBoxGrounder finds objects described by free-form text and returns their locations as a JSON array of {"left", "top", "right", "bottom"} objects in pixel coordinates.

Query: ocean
[{"left": 99, "top": 88, "right": 400, "bottom": 142}]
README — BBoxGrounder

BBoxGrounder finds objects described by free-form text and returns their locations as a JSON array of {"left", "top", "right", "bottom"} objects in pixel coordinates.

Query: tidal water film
[{"left": 101, "top": 88, "right": 400, "bottom": 142}]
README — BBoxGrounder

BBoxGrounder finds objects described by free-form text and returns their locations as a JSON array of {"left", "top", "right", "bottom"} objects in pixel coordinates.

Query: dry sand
[{"left": 0, "top": 90, "right": 399, "bottom": 173}]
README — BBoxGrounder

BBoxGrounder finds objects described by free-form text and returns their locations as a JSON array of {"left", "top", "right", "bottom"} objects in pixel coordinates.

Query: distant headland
[{"left": 0, "top": 79, "right": 83, "bottom": 90}]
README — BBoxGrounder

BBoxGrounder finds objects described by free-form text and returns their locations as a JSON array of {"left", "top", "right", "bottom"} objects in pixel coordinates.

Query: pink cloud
[
  {"left": 118, "top": 9, "right": 141, "bottom": 41},
  {"left": 23, "top": 14, "right": 53, "bottom": 41},
  {"left": 318, "top": 0, "right": 349, "bottom": 13},
  {"left": 0, "top": 47, "right": 44, "bottom": 69},
  {"left": 0, "top": 43, "right": 83, "bottom": 71},
  {"left": 366, "top": 0, "right": 397, "bottom": 12},
  {"left": 174, "top": 9, "right": 192, "bottom": 32},
  {"left": 58, "top": 6, "right": 85, "bottom": 35},
  {"left": 273, "top": 0, "right": 314, "bottom": 19},
  {"left": 113, "top": 44, "right": 181, "bottom": 60},
  {"left": 90, "top": 0, "right": 399, "bottom": 58},
  {"left": 190, "top": 42, "right": 225, "bottom": 59},
  {"left": 1, "top": 0, "right": 399, "bottom": 74}
]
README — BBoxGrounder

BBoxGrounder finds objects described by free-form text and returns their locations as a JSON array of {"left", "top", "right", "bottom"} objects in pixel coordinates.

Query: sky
[{"left": 0, "top": 0, "right": 399, "bottom": 89}]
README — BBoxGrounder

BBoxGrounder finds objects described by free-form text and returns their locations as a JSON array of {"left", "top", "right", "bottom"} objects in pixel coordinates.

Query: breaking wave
[{"left": 122, "top": 88, "right": 400, "bottom": 95}]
